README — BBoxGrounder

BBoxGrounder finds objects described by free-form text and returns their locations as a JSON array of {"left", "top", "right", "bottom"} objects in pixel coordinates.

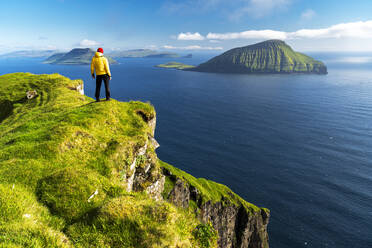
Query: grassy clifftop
[{"left": 0, "top": 73, "right": 267, "bottom": 247}]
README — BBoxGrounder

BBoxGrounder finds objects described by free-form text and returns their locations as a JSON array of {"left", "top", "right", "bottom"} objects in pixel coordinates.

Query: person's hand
[
  {"left": 109, "top": 76, "right": 112, "bottom": 80},
  {"left": 92, "top": 74, "right": 95, "bottom": 79}
]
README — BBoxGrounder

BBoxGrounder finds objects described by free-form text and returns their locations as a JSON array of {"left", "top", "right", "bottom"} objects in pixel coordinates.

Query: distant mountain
[
  {"left": 108, "top": 49, "right": 181, "bottom": 58},
  {"left": 43, "top": 53, "right": 66, "bottom": 64},
  {"left": 43, "top": 48, "right": 117, "bottom": 65},
  {"left": 0, "top": 50, "right": 58, "bottom": 58},
  {"left": 183, "top": 54, "right": 192, "bottom": 58},
  {"left": 189, "top": 40, "right": 327, "bottom": 74}
]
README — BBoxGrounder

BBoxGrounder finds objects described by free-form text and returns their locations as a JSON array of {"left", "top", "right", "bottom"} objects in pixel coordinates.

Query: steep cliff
[
  {"left": 190, "top": 40, "right": 327, "bottom": 74},
  {"left": 0, "top": 73, "right": 269, "bottom": 247}
]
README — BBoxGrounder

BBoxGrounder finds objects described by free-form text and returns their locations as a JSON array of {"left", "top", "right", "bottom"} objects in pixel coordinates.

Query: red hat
[{"left": 97, "top": 48, "right": 104, "bottom": 53}]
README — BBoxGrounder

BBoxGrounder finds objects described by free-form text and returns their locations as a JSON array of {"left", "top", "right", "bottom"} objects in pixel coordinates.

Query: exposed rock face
[
  {"left": 200, "top": 201, "right": 269, "bottom": 248},
  {"left": 26, "top": 90, "right": 37, "bottom": 99},
  {"left": 76, "top": 83, "right": 84, "bottom": 95},
  {"left": 67, "top": 82, "right": 84, "bottom": 95},
  {"left": 145, "top": 175, "right": 165, "bottom": 201},
  {"left": 125, "top": 113, "right": 164, "bottom": 201},
  {"left": 127, "top": 106, "right": 270, "bottom": 247},
  {"left": 168, "top": 178, "right": 190, "bottom": 208},
  {"left": 162, "top": 167, "right": 270, "bottom": 248}
]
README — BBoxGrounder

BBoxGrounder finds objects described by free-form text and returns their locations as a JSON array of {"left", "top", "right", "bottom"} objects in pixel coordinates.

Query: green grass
[
  {"left": 0, "top": 72, "right": 219, "bottom": 247},
  {"left": 67, "top": 192, "right": 206, "bottom": 248},
  {"left": 192, "top": 222, "right": 218, "bottom": 248},
  {"left": 160, "top": 160, "right": 263, "bottom": 213},
  {"left": 36, "top": 167, "right": 113, "bottom": 223},
  {"left": 0, "top": 184, "right": 68, "bottom": 247},
  {"left": 156, "top": 62, "right": 196, "bottom": 70}
]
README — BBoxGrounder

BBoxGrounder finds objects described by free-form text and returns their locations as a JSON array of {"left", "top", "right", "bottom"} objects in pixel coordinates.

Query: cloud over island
[
  {"left": 177, "top": 20, "right": 372, "bottom": 41},
  {"left": 79, "top": 39, "right": 101, "bottom": 47},
  {"left": 177, "top": 32, "right": 205, "bottom": 41}
]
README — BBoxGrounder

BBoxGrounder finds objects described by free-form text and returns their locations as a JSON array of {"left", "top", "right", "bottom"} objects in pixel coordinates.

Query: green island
[
  {"left": 0, "top": 73, "right": 269, "bottom": 248},
  {"left": 43, "top": 48, "right": 118, "bottom": 65},
  {"left": 156, "top": 62, "right": 196, "bottom": 70},
  {"left": 185, "top": 40, "right": 327, "bottom": 74}
]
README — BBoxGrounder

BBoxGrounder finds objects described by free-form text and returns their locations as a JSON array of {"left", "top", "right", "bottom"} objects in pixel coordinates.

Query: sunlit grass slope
[{"left": 0, "top": 73, "right": 217, "bottom": 247}]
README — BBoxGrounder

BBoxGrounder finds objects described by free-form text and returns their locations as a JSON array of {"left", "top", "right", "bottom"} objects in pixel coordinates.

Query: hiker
[{"left": 91, "top": 47, "right": 111, "bottom": 102}]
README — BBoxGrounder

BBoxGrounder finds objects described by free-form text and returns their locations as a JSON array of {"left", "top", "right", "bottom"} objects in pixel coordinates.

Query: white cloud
[
  {"left": 177, "top": 32, "right": 205, "bottom": 40},
  {"left": 163, "top": 45, "right": 223, "bottom": 50},
  {"left": 301, "top": 9, "right": 316, "bottom": 20},
  {"left": 146, "top": 44, "right": 158, "bottom": 50},
  {"left": 79, "top": 39, "right": 101, "bottom": 47},
  {"left": 292, "top": 21, "right": 372, "bottom": 39},
  {"left": 207, "top": 30, "right": 287, "bottom": 40},
  {"left": 203, "top": 20, "right": 372, "bottom": 40}
]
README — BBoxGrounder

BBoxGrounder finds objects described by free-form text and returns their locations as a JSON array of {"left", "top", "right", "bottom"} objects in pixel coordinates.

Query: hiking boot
[{"left": 96, "top": 99, "right": 100, "bottom": 102}]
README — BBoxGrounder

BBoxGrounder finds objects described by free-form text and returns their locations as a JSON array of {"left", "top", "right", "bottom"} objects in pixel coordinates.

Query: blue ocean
[{"left": 0, "top": 53, "right": 371, "bottom": 248}]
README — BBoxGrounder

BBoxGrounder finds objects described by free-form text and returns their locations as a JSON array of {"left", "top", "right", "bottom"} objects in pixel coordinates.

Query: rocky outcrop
[
  {"left": 76, "top": 83, "right": 84, "bottom": 95},
  {"left": 125, "top": 102, "right": 270, "bottom": 247},
  {"left": 125, "top": 113, "right": 164, "bottom": 201},
  {"left": 199, "top": 200, "right": 269, "bottom": 248},
  {"left": 67, "top": 82, "right": 84, "bottom": 95},
  {"left": 168, "top": 177, "right": 190, "bottom": 208},
  {"left": 26, "top": 90, "right": 38, "bottom": 99},
  {"left": 162, "top": 167, "right": 270, "bottom": 248}
]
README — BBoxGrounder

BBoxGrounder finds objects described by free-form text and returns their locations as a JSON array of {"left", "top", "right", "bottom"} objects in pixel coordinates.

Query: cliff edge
[{"left": 0, "top": 73, "right": 269, "bottom": 247}]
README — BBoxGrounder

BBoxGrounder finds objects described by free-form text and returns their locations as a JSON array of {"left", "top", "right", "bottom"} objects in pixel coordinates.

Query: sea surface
[{"left": 0, "top": 53, "right": 371, "bottom": 248}]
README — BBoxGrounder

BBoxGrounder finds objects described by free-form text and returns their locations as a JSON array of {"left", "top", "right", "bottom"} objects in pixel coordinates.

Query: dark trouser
[{"left": 95, "top": 74, "right": 110, "bottom": 100}]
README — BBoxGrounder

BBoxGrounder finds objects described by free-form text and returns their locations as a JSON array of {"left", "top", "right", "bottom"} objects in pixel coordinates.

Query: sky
[{"left": 1, "top": 0, "right": 372, "bottom": 53}]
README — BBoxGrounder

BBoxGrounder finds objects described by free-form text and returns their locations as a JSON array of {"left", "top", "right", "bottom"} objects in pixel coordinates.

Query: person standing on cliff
[{"left": 91, "top": 48, "right": 111, "bottom": 102}]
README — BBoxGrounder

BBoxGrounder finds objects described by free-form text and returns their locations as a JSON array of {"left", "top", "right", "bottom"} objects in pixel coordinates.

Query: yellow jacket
[{"left": 91, "top": 52, "right": 111, "bottom": 76}]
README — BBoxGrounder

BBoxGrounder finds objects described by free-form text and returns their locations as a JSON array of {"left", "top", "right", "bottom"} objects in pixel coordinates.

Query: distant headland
[{"left": 43, "top": 48, "right": 118, "bottom": 65}]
